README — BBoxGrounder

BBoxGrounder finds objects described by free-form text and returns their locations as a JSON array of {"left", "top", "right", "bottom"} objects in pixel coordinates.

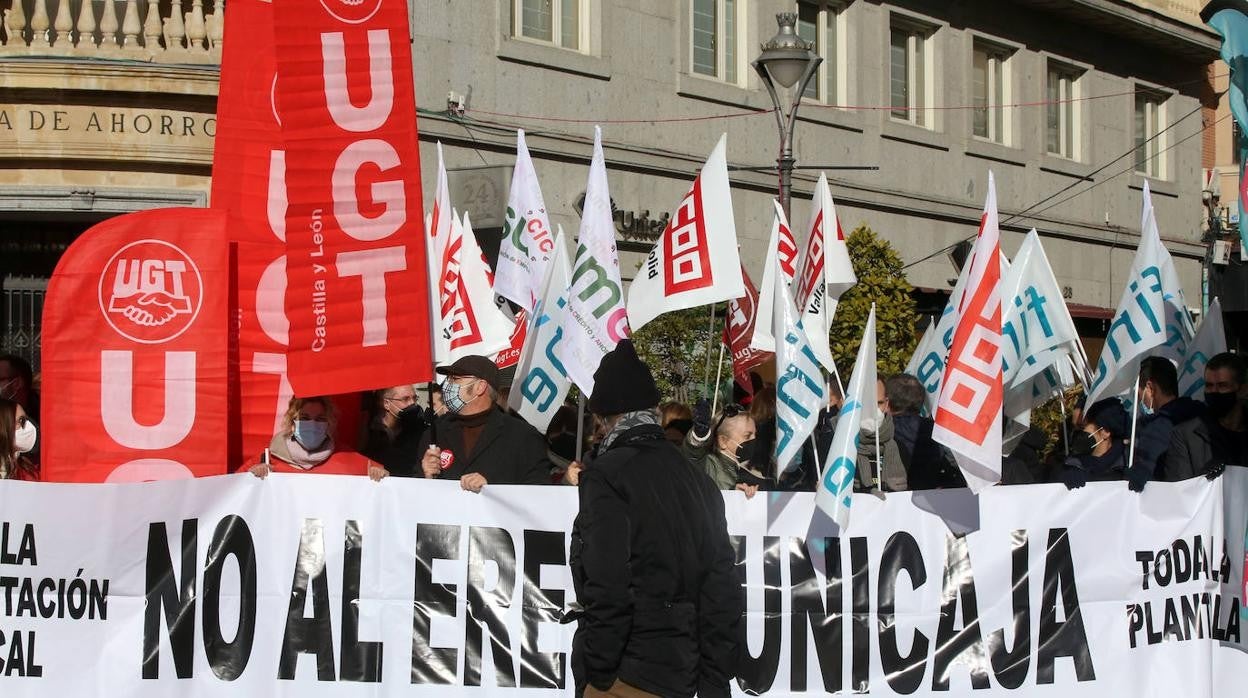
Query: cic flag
[
  {"left": 1203, "top": 0, "right": 1248, "bottom": 251},
  {"left": 496, "top": 130, "right": 555, "bottom": 311},
  {"left": 932, "top": 172, "right": 1004, "bottom": 492},
  {"left": 274, "top": 0, "right": 432, "bottom": 396}
]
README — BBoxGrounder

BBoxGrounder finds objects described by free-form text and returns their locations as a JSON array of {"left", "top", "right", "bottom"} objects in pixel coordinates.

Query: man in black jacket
[
  {"left": 403, "top": 355, "right": 551, "bottom": 489},
  {"left": 1168, "top": 352, "right": 1248, "bottom": 479},
  {"left": 571, "top": 340, "right": 741, "bottom": 697},
  {"left": 884, "top": 373, "right": 966, "bottom": 489},
  {"left": 1129, "top": 357, "right": 1205, "bottom": 487}
]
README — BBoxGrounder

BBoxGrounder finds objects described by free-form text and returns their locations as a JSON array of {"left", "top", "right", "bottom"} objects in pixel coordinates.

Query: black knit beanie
[{"left": 589, "top": 339, "right": 660, "bottom": 415}]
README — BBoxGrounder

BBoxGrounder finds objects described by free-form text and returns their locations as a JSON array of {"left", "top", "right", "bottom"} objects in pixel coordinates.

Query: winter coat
[
  {"left": 682, "top": 430, "right": 767, "bottom": 491},
  {"left": 1132, "top": 397, "right": 1205, "bottom": 481},
  {"left": 1166, "top": 416, "right": 1248, "bottom": 480},
  {"left": 893, "top": 414, "right": 966, "bottom": 490},
  {"left": 570, "top": 422, "right": 742, "bottom": 698},
  {"left": 852, "top": 414, "right": 908, "bottom": 492},
  {"left": 362, "top": 408, "right": 429, "bottom": 471},
  {"left": 1062, "top": 441, "right": 1128, "bottom": 485},
  {"left": 404, "top": 406, "right": 552, "bottom": 484}
]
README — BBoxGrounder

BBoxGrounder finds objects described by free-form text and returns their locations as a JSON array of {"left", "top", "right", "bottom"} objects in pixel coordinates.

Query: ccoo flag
[
  {"left": 932, "top": 172, "right": 1004, "bottom": 492},
  {"left": 1085, "top": 182, "right": 1195, "bottom": 404},
  {"left": 723, "top": 264, "right": 772, "bottom": 392},
  {"left": 426, "top": 142, "right": 454, "bottom": 365},
  {"left": 495, "top": 130, "right": 556, "bottom": 312},
  {"left": 510, "top": 230, "right": 574, "bottom": 433},
  {"left": 1178, "top": 297, "right": 1228, "bottom": 400},
  {"left": 561, "top": 126, "right": 630, "bottom": 394},
  {"left": 1202, "top": 0, "right": 1248, "bottom": 251},
  {"left": 793, "top": 173, "right": 855, "bottom": 375},
  {"left": 815, "top": 305, "right": 877, "bottom": 529},
  {"left": 749, "top": 199, "right": 798, "bottom": 352},
  {"left": 627, "top": 134, "right": 744, "bottom": 331},
  {"left": 772, "top": 254, "right": 827, "bottom": 473},
  {"left": 440, "top": 213, "right": 516, "bottom": 364}
]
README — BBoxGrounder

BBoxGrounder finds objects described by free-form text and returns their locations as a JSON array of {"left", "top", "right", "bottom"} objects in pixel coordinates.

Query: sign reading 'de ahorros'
[{"left": 0, "top": 471, "right": 1245, "bottom": 696}]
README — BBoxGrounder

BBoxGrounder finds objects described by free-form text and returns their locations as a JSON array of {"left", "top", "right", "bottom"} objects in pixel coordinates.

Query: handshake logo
[{"left": 98, "top": 240, "right": 203, "bottom": 344}]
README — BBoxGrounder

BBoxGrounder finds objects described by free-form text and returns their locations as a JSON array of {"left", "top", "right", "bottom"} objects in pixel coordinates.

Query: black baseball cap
[{"left": 435, "top": 355, "right": 500, "bottom": 391}]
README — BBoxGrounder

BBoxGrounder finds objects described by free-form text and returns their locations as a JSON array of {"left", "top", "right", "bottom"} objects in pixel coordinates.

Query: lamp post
[{"left": 753, "top": 12, "right": 823, "bottom": 221}]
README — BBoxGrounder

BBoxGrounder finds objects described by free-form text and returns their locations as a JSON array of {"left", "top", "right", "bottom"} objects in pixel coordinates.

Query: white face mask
[{"left": 13, "top": 420, "right": 36, "bottom": 454}]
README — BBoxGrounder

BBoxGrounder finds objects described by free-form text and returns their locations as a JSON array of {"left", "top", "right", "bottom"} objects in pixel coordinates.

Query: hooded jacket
[
  {"left": 1132, "top": 396, "right": 1205, "bottom": 481},
  {"left": 571, "top": 421, "right": 741, "bottom": 697}
]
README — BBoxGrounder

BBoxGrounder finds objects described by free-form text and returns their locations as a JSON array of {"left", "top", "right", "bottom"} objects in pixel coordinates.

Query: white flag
[
  {"left": 773, "top": 258, "right": 826, "bottom": 473},
  {"left": 932, "top": 172, "right": 1004, "bottom": 492},
  {"left": 749, "top": 199, "right": 798, "bottom": 352},
  {"left": 425, "top": 142, "right": 454, "bottom": 364},
  {"left": 495, "top": 130, "right": 556, "bottom": 312},
  {"left": 815, "top": 306, "right": 876, "bottom": 528},
  {"left": 792, "top": 173, "right": 854, "bottom": 374},
  {"left": 561, "top": 126, "right": 629, "bottom": 395},
  {"left": 1085, "top": 181, "right": 1195, "bottom": 404},
  {"left": 627, "top": 134, "right": 745, "bottom": 331},
  {"left": 1000, "top": 229, "right": 1081, "bottom": 387},
  {"left": 1178, "top": 298, "right": 1227, "bottom": 400},
  {"left": 510, "top": 231, "right": 574, "bottom": 433},
  {"left": 442, "top": 212, "right": 516, "bottom": 364},
  {"left": 906, "top": 241, "right": 975, "bottom": 415}
]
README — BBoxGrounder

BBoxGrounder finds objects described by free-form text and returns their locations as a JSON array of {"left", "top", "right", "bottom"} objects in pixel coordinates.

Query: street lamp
[{"left": 753, "top": 12, "right": 823, "bottom": 221}]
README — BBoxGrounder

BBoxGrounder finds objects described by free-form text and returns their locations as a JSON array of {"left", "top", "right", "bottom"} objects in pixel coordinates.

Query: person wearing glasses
[
  {"left": 684, "top": 401, "right": 766, "bottom": 498},
  {"left": 361, "top": 383, "right": 428, "bottom": 470},
  {"left": 0, "top": 397, "right": 38, "bottom": 481}
]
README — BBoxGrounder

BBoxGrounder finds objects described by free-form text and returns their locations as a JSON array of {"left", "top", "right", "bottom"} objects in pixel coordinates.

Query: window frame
[
  {"left": 796, "top": 0, "right": 846, "bottom": 105},
  {"left": 1134, "top": 86, "right": 1170, "bottom": 179},
  {"left": 888, "top": 15, "right": 936, "bottom": 129},
  {"left": 971, "top": 38, "right": 1013, "bottom": 145},
  {"left": 691, "top": 0, "right": 746, "bottom": 86},
  {"left": 512, "top": 0, "right": 588, "bottom": 53},
  {"left": 1045, "top": 60, "right": 1084, "bottom": 161}
]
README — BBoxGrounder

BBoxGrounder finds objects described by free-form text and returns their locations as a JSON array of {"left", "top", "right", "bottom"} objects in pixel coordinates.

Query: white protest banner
[
  {"left": 510, "top": 230, "right": 574, "bottom": 433},
  {"left": 1086, "top": 182, "right": 1195, "bottom": 404},
  {"left": 815, "top": 306, "right": 876, "bottom": 528},
  {"left": 627, "top": 134, "right": 745, "bottom": 331},
  {"left": 1000, "top": 229, "right": 1081, "bottom": 388},
  {"left": 496, "top": 130, "right": 555, "bottom": 312},
  {"left": 750, "top": 200, "right": 798, "bottom": 352},
  {"left": 561, "top": 126, "right": 629, "bottom": 395},
  {"left": 1178, "top": 298, "right": 1228, "bottom": 400},
  {"left": 426, "top": 143, "right": 454, "bottom": 365},
  {"left": 1, "top": 469, "right": 1246, "bottom": 696},
  {"left": 773, "top": 260, "right": 827, "bottom": 473},
  {"left": 442, "top": 213, "right": 515, "bottom": 364},
  {"left": 933, "top": 172, "right": 1004, "bottom": 492}
]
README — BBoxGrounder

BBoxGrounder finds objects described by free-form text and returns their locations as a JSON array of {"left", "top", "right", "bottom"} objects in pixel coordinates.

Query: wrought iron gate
[{"left": 1, "top": 275, "right": 47, "bottom": 374}]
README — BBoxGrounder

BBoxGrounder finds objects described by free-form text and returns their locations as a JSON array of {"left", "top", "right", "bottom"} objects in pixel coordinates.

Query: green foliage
[
  {"left": 829, "top": 226, "right": 919, "bottom": 378},
  {"left": 630, "top": 306, "right": 728, "bottom": 403}
]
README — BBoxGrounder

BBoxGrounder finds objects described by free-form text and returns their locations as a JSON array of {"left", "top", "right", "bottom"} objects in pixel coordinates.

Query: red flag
[
  {"left": 41, "top": 209, "right": 229, "bottom": 482},
  {"left": 723, "top": 264, "right": 771, "bottom": 390},
  {"left": 494, "top": 309, "right": 527, "bottom": 369},
  {"left": 274, "top": 0, "right": 432, "bottom": 395}
]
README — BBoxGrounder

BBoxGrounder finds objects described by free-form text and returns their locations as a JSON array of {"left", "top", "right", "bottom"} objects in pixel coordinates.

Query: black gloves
[
  {"left": 1062, "top": 463, "right": 1088, "bottom": 490},
  {"left": 1127, "top": 466, "right": 1150, "bottom": 493},
  {"left": 1204, "top": 460, "right": 1226, "bottom": 481},
  {"left": 693, "top": 398, "right": 712, "bottom": 435}
]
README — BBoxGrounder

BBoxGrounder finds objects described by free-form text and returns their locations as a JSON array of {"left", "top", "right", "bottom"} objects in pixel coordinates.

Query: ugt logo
[
  {"left": 318, "top": 0, "right": 384, "bottom": 24},
  {"left": 97, "top": 240, "right": 203, "bottom": 344}
]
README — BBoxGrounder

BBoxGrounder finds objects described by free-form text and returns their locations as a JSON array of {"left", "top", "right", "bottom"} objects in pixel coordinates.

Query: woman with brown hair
[{"left": 0, "top": 397, "right": 39, "bottom": 481}]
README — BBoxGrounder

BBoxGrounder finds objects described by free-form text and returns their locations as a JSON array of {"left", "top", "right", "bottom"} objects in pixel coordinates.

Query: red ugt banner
[
  {"left": 724, "top": 264, "right": 772, "bottom": 390},
  {"left": 274, "top": 0, "right": 432, "bottom": 396},
  {"left": 40, "top": 209, "right": 229, "bottom": 482}
]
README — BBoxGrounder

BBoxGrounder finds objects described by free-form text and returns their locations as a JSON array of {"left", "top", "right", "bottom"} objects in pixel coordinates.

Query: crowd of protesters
[{"left": 3, "top": 348, "right": 1246, "bottom": 491}]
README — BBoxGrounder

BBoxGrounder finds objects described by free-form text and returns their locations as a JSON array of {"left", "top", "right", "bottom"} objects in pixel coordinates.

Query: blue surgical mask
[
  {"left": 292, "top": 420, "right": 328, "bottom": 451},
  {"left": 441, "top": 378, "right": 475, "bottom": 414}
]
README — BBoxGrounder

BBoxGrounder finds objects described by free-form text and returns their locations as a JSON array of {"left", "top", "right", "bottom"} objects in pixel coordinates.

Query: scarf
[
  {"left": 281, "top": 436, "right": 334, "bottom": 470},
  {"left": 600, "top": 409, "right": 661, "bottom": 451}
]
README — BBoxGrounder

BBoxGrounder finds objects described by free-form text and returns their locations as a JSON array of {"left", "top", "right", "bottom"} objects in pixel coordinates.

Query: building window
[
  {"left": 1046, "top": 62, "right": 1082, "bottom": 159},
  {"left": 890, "top": 19, "right": 933, "bottom": 127},
  {"left": 1134, "top": 89, "right": 1167, "bottom": 178},
  {"left": 692, "top": 0, "right": 743, "bottom": 84},
  {"left": 796, "top": 1, "right": 843, "bottom": 103},
  {"left": 972, "top": 40, "right": 1012, "bottom": 144},
  {"left": 514, "top": 0, "right": 583, "bottom": 51}
]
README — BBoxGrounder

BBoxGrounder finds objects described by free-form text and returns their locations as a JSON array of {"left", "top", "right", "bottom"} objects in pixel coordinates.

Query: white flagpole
[
  {"left": 576, "top": 393, "right": 586, "bottom": 462},
  {"left": 1127, "top": 375, "right": 1140, "bottom": 470},
  {"left": 702, "top": 303, "right": 716, "bottom": 394},
  {"left": 873, "top": 422, "right": 881, "bottom": 488},
  {"left": 710, "top": 339, "right": 727, "bottom": 416}
]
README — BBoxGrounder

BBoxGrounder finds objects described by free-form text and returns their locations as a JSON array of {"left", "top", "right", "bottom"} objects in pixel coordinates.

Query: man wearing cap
[
  {"left": 571, "top": 340, "right": 741, "bottom": 698},
  {"left": 402, "top": 355, "right": 551, "bottom": 491}
]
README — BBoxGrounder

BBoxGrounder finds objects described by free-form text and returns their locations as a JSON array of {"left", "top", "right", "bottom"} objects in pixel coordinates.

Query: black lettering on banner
[
  {"left": 278, "top": 519, "right": 336, "bottom": 681},
  {"left": 202, "top": 515, "right": 258, "bottom": 681},
  {"left": 0, "top": 629, "right": 43, "bottom": 677},
  {"left": 412, "top": 523, "right": 460, "bottom": 685},
  {"left": 878, "top": 531, "right": 928, "bottom": 695},
  {"left": 0, "top": 522, "right": 37, "bottom": 565},
  {"left": 520, "top": 530, "right": 566, "bottom": 689},
  {"left": 1173, "top": 538, "right": 1192, "bottom": 584},
  {"left": 142, "top": 519, "right": 197, "bottom": 680},
  {"left": 788, "top": 537, "right": 841, "bottom": 693},
  {"left": 1037, "top": 528, "right": 1095, "bottom": 684},
  {"left": 339, "top": 520, "right": 382, "bottom": 682},
  {"left": 732, "top": 535, "right": 782, "bottom": 695},
  {"left": 987, "top": 530, "right": 1030, "bottom": 689},
  {"left": 850, "top": 537, "right": 871, "bottom": 693},
  {"left": 1193, "top": 537, "right": 1210, "bottom": 581},
  {"left": 465, "top": 526, "right": 517, "bottom": 688},
  {"left": 931, "top": 535, "right": 990, "bottom": 691}
]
